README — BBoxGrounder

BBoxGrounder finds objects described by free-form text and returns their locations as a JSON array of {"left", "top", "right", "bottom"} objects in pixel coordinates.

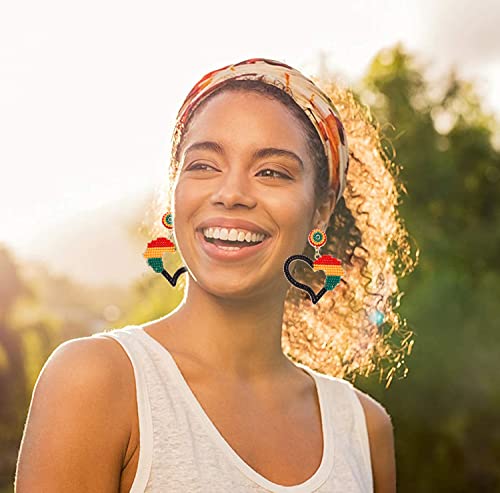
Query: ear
[{"left": 312, "top": 189, "right": 336, "bottom": 231}]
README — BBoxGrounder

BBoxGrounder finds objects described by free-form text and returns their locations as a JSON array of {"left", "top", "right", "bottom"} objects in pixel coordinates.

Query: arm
[
  {"left": 15, "top": 337, "right": 133, "bottom": 492},
  {"left": 354, "top": 388, "right": 397, "bottom": 493}
]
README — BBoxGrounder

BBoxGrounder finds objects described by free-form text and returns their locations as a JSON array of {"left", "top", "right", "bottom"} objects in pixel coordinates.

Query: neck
[{"left": 159, "top": 273, "right": 296, "bottom": 382}]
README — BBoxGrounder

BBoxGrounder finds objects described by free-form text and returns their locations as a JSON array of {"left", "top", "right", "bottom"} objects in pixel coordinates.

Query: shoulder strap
[
  {"left": 93, "top": 328, "right": 154, "bottom": 493},
  {"left": 312, "top": 372, "right": 374, "bottom": 491},
  {"left": 343, "top": 380, "right": 374, "bottom": 492}
]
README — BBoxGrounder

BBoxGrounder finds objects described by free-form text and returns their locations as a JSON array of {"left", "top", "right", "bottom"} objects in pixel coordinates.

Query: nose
[{"left": 210, "top": 166, "right": 257, "bottom": 209}]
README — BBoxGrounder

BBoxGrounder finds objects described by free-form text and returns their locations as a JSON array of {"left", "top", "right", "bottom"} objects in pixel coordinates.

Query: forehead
[{"left": 180, "top": 90, "right": 309, "bottom": 157}]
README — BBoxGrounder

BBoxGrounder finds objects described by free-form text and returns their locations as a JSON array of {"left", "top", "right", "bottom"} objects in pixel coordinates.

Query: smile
[{"left": 196, "top": 230, "right": 271, "bottom": 261}]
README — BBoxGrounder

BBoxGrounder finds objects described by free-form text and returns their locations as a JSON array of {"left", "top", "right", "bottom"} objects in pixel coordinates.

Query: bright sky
[{"left": 1, "top": 0, "right": 499, "bottom": 255}]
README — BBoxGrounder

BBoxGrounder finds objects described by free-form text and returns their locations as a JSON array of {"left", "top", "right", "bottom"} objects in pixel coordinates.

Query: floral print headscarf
[{"left": 174, "top": 57, "right": 349, "bottom": 204}]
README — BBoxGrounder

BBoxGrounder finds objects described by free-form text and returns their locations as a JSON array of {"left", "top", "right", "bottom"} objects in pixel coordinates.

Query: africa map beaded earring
[
  {"left": 143, "top": 211, "right": 187, "bottom": 287},
  {"left": 283, "top": 227, "right": 344, "bottom": 304}
]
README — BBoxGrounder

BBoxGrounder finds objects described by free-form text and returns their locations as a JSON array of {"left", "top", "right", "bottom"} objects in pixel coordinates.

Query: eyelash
[{"left": 187, "top": 163, "right": 292, "bottom": 180}]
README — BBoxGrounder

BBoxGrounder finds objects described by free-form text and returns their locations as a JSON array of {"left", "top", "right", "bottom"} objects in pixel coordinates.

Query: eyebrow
[{"left": 183, "top": 140, "right": 304, "bottom": 170}]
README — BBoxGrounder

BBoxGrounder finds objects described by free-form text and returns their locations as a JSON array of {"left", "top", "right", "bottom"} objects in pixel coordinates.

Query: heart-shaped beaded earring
[
  {"left": 143, "top": 211, "right": 187, "bottom": 286},
  {"left": 283, "top": 227, "right": 344, "bottom": 304}
]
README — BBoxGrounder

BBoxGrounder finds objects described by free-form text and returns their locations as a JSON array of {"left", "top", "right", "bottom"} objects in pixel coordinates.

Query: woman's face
[{"left": 173, "top": 90, "right": 324, "bottom": 300}]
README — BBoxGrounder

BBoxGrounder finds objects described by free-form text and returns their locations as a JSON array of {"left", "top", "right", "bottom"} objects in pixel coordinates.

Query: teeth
[{"left": 202, "top": 227, "right": 266, "bottom": 243}]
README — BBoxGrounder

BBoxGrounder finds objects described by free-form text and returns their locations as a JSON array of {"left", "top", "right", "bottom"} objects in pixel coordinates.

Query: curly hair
[{"left": 143, "top": 76, "right": 419, "bottom": 388}]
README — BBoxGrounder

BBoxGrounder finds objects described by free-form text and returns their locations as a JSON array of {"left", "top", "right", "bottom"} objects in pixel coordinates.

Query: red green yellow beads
[
  {"left": 313, "top": 254, "right": 343, "bottom": 290},
  {"left": 143, "top": 237, "right": 176, "bottom": 273},
  {"left": 162, "top": 212, "right": 174, "bottom": 230},
  {"left": 313, "top": 254, "right": 343, "bottom": 275},
  {"left": 308, "top": 228, "right": 327, "bottom": 248}
]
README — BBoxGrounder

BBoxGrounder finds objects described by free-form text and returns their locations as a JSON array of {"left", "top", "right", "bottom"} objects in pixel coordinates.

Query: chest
[{"left": 119, "top": 377, "right": 325, "bottom": 490}]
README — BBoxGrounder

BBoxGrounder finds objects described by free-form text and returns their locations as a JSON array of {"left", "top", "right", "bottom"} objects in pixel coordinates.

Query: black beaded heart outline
[
  {"left": 161, "top": 266, "right": 187, "bottom": 287},
  {"left": 283, "top": 254, "right": 328, "bottom": 305}
]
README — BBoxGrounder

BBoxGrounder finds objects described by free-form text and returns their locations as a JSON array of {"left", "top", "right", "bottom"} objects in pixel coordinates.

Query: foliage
[{"left": 353, "top": 43, "right": 500, "bottom": 491}]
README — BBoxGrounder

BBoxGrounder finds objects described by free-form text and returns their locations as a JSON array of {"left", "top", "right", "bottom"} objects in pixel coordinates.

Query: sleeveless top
[{"left": 92, "top": 325, "right": 373, "bottom": 493}]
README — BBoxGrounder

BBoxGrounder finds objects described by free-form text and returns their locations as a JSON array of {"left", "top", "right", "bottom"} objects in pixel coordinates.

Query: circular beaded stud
[
  {"left": 162, "top": 212, "right": 174, "bottom": 230},
  {"left": 308, "top": 228, "right": 327, "bottom": 248}
]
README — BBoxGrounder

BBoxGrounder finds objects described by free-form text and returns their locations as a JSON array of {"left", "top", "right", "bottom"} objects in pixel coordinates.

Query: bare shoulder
[
  {"left": 15, "top": 334, "right": 136, "bottom": 492},
  {"left": 352, "top": 387, "right": 397, "bottom": 493},
  {"left": 44, "top": 334, "right": 132, "bottom": 385},
  {"left": 33, "top": 335, "right": 135, "bottom": 413}
]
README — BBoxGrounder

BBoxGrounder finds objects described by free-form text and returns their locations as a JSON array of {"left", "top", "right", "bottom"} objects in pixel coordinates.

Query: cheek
[
  {"left": 171, "top": 182, "right": 199, "bottom": 243},
  {"left": 173, "top": 179, "right": 201, "bottom": 213},
  {"left": 264, "top": 190, "right": 316, "bottom": 249}
]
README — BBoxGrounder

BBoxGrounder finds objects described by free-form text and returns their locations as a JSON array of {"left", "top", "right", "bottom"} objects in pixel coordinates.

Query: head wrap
[{"left": 174, "top": 57, "right": 349, "bottom": 204}]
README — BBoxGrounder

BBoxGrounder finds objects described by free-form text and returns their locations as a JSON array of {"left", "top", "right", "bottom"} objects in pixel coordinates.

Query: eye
[
  {"left": 257, "top": 168, "right": 292, "bottom": 180},
  {"left": 187, "top": 162, "right": 216, "bottom": 172}
]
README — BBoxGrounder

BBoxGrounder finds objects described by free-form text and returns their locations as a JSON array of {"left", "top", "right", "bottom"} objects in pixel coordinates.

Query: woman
[{"left": 16, "top": 58, "right": 409, "bottom": 492}]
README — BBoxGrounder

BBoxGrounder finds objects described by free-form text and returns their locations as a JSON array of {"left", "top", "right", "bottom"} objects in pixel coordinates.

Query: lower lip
[{"left": 196, "top": 230, "right": 271, "bottom": 261}]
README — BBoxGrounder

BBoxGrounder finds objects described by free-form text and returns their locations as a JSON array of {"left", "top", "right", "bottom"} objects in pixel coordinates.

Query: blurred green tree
[
  {"left": 354, "top": 43, "right": 500, "bottom": 492},
  {"left": 0, "top": 246, "right": 30, "bottom": 489}
]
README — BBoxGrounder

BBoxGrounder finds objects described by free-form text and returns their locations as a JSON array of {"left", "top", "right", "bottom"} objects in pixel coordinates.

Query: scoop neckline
[{"left": 133, "top": 325, "right": 335, "bottom": 492}]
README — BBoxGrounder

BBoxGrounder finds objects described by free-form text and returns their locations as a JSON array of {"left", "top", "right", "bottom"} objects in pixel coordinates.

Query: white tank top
[{"left": 93, "top": 325, "right": 373, "bottom": 492}]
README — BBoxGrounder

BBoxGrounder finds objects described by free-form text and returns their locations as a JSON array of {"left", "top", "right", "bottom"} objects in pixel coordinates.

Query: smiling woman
[{"left": 15, "top": 58, "right": 416, "bottom": 493}]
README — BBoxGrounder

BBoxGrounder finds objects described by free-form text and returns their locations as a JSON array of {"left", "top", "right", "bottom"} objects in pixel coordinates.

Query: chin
[{"left": 206, "top": 279, "right": 254, "bottom": 297}]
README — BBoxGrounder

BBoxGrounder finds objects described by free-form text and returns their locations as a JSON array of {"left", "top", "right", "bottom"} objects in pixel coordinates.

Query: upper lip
[{"left": 196, "top": 217, "right": 271, "bottom": 236}]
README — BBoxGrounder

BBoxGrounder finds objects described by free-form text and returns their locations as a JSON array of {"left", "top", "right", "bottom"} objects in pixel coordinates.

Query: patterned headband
[{"left": 174, "top": 57, "right": 349, "bottom": 204}]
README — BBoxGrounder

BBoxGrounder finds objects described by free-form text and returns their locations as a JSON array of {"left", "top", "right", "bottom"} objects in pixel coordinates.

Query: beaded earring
[
  {"left": 143, "top": 211, "right": 187, "bottom": 286},
  {"left": 283, "top": 226, "right": 344, "bottom": 304}
]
